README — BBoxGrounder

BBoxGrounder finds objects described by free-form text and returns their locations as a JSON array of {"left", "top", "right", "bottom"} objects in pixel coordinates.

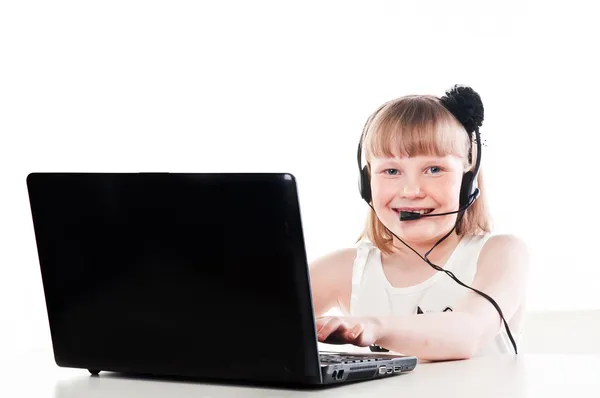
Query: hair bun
[{"left": 440, "top": 85, "right": 484, "bottom": 134}]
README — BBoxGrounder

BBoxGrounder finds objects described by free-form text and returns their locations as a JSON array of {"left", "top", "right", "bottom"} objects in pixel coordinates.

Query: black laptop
[{"left": 26, "top": 172, "right": 417, "bottom": 386}]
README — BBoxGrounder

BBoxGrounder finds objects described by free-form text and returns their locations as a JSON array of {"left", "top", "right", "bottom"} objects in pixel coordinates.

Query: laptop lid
[{"left": 27, "top": 172, "right": 323, "bottom": 384}]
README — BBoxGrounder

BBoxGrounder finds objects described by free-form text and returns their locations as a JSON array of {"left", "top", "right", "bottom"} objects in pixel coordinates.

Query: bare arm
[
  {"left": 374, "top": 234, "right": 530, "bottom": 360},
  {"left": 308, "top": 248, "right": 355, "bottom": 317}
]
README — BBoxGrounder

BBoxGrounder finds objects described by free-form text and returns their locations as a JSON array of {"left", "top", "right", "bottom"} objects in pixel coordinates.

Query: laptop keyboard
[{"left": 319, "top": 353, "right": 388, "bottom": 364}]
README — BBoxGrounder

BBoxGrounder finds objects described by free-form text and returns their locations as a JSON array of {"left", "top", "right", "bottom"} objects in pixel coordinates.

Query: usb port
[
  {"left": 394, "top": 366, "right": 402, "bottom": 373},
  {"left": 386, "top": 368, "right": 393, "bottom": 374}
]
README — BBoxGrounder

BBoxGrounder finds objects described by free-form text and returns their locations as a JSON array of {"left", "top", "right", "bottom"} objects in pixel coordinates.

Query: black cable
[{"left": 367, "top": 198, "right": 518, "bottom": 355}]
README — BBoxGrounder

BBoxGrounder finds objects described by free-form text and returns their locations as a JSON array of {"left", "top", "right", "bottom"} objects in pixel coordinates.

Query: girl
[{"left": 309, "top": 85, "right": 529, "bottom": 361}]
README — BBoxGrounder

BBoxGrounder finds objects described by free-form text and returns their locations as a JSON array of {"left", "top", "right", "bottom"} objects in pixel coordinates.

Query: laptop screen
[{"left": 27, "top": 173, "right": 321, "bottom": 383}]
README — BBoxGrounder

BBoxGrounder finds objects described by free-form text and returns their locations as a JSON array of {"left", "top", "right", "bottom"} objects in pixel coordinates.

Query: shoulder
[
  {"left": 309, "top": 239, "right": 376, "bottom": 271},
  {"left": 309, "top": 247, "right": 358, "bottom": 273},
  {"left": 476, "top": 234, "right": 530, "bottom": 279},
  {"left": 480, "top": 234, "right": 529, "bottom": 262},
  {"left": 308, "top": 242, "right": 373, "bottom": 292}
]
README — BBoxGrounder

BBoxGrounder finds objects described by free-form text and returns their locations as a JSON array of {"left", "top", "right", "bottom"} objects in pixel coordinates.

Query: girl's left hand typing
[{"left": 316, "top": 316, "right": 383, "bottom": 347}]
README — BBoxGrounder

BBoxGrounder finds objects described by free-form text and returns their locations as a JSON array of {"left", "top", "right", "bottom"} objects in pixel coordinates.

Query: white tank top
[{"left": 346, "top": 233, "right": 521, "bottom": 356}]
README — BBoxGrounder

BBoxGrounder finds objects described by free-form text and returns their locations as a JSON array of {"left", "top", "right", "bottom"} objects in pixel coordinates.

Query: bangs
[{"left": 363, "top": 96, "right": 469, "bottom": 163}]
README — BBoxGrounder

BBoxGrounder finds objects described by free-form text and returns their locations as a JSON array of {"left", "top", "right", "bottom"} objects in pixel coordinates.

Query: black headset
[{"left": 355, "top": 96, "right": 518, "bottom": 355}]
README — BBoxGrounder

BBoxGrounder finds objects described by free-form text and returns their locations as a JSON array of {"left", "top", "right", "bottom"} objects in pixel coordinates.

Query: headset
[{"left": 356, "top": 95, "right": 518, "bottom": 355}]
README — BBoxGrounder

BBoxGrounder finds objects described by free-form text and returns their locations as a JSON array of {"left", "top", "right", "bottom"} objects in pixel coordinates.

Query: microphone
[{"left": 399, "top": 188, "right": 479, "bottom": 221}]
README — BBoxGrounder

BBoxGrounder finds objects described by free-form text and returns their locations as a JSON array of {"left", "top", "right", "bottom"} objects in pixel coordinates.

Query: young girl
[{"left": 309, "top": 85, "right": 529, "bottom": 361}]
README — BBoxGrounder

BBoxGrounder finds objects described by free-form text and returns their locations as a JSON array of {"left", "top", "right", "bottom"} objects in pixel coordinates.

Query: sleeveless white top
[{"left": 345, "top": 233, "right": 521, "bottom": 356}]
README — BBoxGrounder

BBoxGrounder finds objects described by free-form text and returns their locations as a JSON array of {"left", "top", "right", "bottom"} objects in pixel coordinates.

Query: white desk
[{"left": 6, "top": 354, "right": 600, "bottom": 397}]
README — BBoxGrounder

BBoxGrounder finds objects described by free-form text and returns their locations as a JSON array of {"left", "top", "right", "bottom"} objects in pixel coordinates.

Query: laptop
[{"left": 26, "top": 172, "right": 417, "bottom": 386}]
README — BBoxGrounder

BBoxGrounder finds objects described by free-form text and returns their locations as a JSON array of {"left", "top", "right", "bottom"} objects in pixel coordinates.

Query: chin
[{"left": 387, "top": 219, "right": 452, "bottom": 244}]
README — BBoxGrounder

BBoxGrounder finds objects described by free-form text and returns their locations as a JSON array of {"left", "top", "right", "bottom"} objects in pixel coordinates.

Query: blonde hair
[{"left": 357, "top": 95, "right": 492, "bottom": 254}]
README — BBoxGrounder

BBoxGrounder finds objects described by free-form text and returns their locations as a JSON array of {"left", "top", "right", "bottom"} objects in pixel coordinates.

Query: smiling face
[
  {"left": 369, "top": 154, "right": 465, "bottom": 245},
  {"left": 361, "top": 95, "right": 473, "bottom": 249}
]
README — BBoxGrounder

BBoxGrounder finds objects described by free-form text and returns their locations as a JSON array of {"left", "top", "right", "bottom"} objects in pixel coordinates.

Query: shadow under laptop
[
  {"left": 105, "top": 369, "right": 414, "bottom": 389},
  {"left": 53, "top": 368, "right": 413, "bottom": 398}
]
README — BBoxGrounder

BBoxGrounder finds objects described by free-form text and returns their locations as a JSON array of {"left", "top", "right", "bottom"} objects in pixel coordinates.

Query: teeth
[{"left": 403, "top": 209, "right": 431, "bottom": 214}]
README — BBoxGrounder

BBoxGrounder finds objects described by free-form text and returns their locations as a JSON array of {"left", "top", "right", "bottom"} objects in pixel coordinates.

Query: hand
[{"left": 316, "top": 316, "right": 383, "bottom": 347}]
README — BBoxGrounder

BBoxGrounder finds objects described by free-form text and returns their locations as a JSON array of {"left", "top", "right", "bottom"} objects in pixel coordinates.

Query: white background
[{"left": 1, "top": 0, "right": 599, "bottom": 368}]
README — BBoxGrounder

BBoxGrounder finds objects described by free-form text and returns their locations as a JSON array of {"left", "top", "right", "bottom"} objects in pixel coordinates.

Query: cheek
[
  {"left": 431, "top": 179, "right": 462, "bottom": 205},
  {"left": 371, "top": 179, "right": 396, "bottom": 204},
  {"left": 371, "top": 176, "right": 463, "bottom": 206}
]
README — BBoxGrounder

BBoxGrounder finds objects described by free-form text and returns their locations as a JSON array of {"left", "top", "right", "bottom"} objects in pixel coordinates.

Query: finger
[
  {"left": 316, "top": 317, "right": 337, "bottom": 334},
  {"left": 317, "top": 317, "right": 344, "bottom": 341},
  {"left": 345, "top": 323, "right": 364, "bottom": 341},
  {"left": 318, "top": 317, "right": 354, "bottom": 334},
  {"left": 315, "top": 316, "right": 331, "bottom": 330},
  {"left": 354, "top": 326, "right": 378, "bottom": 347}
]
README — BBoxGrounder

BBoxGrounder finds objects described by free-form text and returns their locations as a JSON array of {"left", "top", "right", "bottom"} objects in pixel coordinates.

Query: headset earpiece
[
  {"left": 357, "top": 136, "right": 373, "bottom": 204},
  {"left": 459, "top": 171, "right": 475, "bottom": 209},
  {"left": 357, "top": 103, "right": 389, "bottom": 206},
  {"left": 359, "top": 166, "right": 372, "bottom": 204},
  {"left": 459, "top": 126, "right": 482, "bottom": 209}
]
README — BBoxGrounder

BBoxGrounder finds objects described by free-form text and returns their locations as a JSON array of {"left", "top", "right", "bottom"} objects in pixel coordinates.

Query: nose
[{"left": 401, "top": 181, "right": 424, "bottom": 198}]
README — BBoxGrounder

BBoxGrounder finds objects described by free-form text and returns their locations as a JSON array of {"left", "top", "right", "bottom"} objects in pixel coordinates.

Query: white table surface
[{"left": 5, "top": 353, "right": 600, "bottom": 397}]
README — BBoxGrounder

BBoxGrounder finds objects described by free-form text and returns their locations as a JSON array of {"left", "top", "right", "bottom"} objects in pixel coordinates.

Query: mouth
[{"left": 393, "top": 208, "right": 434, "bottom": 216}]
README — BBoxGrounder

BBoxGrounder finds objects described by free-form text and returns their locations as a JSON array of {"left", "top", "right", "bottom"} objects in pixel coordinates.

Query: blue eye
[
  {"left": 384, "top": 169, "right": 399, "bottom": 175},
  {"left": 428, "top": 166, "right": 442, "bottom": 174}
]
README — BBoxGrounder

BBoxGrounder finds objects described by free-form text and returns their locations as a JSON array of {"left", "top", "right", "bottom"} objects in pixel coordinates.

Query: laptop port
[
  {"left": 337, "top": 369, "right": 344, "bottom": 379},
  {"left": 386, "top": 367, "right": 393, "bottom": 374},
  {"left": 394, "top": 366, "right": 402, "bottom": 373},
  {"left": 332, "top": 370, "right": 338, "bottom": 379},
  {"left": 378, "top": 366, "right": 386, "bottom": 375}
]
